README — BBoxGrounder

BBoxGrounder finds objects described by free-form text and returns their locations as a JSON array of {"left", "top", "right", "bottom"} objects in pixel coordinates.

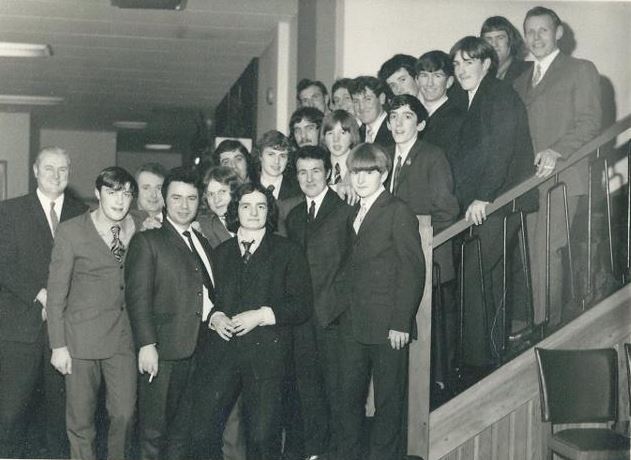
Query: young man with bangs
[
  {"left": 350, "top": 76, "right": 394, "bottom": 149},
  {"left": 253, "top": 130, "right": 301, "bottom": 201},
  {"left": 334, "top": 143, "right": 424, "bottom": 460},
  {"left": 47, "top": 167, "right": 138, "bottom": 460}
]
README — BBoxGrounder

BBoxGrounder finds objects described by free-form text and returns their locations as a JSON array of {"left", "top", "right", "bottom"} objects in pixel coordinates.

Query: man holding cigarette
[{"left": 125, "top": 167, "right": 216, "bottom": 460}]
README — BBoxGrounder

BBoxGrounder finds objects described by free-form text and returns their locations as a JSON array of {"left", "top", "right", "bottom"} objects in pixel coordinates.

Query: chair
[{"left": 535, "top": 347, "right": 630, "bottom": 460}]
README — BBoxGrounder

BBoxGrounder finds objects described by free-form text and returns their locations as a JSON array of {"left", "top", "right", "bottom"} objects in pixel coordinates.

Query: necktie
[
  {"left": 242, "top": 240, "right": 254, "bottom": 264},
  {"left": 50, "top": 201, "right": 59, "bottom": 236},
  {"left": 532, "top": 63, "right": 542, "bottom": 88},
  {"left": 267, "top": 184, "right": 275, "bottom": 194},
  {"left": 391, "top": 156, "right": 402, "bottom": 193},
  {"left": 183, "top": 230, "right": 216, "bottom": 302},
  {"left": 366, "top": 126, "right": 374, "bottom": 143},
  {"left": 353, "top": 203, "right": 368, "bottom": 233},
  {"left": 333, "top": 163, "right": 342, "bottom": 185},
  {"left": 308, "top": 200, "right": 316, "bottom": 222},
  {"left": 110, "top": 225, "right": 125, "bottom": 262}
]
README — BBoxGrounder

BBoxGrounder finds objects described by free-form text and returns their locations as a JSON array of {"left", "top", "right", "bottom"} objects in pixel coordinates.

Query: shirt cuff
[{"left": 259, "top": 307, "right": 276, "bottom": 326}]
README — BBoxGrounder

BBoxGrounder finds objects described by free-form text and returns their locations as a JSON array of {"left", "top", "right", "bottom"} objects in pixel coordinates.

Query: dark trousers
[
  {"left": 137, "top": 357, "right": 195, "bottom": 460},
  {"left": 0, "top": 333, "right": 68, "bottom": 458},
  {"left": 337, "top": 332, "right": 408, "bottom": 460},
  {"left": 192, "top": 337, "right": 283, "bottom": 460}
]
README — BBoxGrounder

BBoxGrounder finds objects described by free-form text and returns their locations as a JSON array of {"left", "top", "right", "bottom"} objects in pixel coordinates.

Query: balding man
[{"left": 0, "top": 147, "right": 87, "bottom": 458}]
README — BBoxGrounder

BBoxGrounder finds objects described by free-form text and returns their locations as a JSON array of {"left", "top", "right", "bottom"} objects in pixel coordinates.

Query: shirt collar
[
  {"left": 91, "top": 211, "right": 135, "bottom": 246},
  {"left": 426, "top": 95, "right": 448, "bottom": 116},
  {"left": 166, "top": 215, "right": 193, "bottom": 238},
  {"left": 237, "top": 227, "right": 266, "bottom": 255},
  {"left": 306, "top": 186, "right": 329, "bottom": 218},
  {"left": 366, "top": 111, "right": 387, "bottom": 140},
  {"left": 359, "top": 185, "right": 385, "bottom": 213},
  {"left": 395, "top": 134, "right": 418, "bottom": 165},
  {"left": 534, "top": 48, "right": 560, "bottom": 80},
  {"left": 260, "top": 175, "right": 283, "bottom": 199},
  {"left": 36, "top": 188, "right": 65, "bottom": 213}
]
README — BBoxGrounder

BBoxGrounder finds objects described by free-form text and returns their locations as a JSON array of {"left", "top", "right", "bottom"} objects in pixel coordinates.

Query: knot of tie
[{"left": 242, "top": 240, "right": 254, "bottom": 263}]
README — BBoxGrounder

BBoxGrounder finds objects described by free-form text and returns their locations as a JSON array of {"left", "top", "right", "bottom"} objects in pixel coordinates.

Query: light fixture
[
  {"left": 0, "top": 42, "right": 52, "bottom": 58},
  {"left": 113, "top": 121, "right": 147, "bottom": 130},
  {"left": 111, "top": 0, "right": 187, "bottom": 10},
  {"left": 144, "top": 143, "right": 172, "bottom": 151},
  {"left": 0, "top": 95, "right": 63, "bottom": 106}
]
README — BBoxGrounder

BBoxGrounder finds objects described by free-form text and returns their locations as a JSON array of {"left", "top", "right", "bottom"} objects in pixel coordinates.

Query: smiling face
[
  {"left": 237, "top": 190, "right": 268, "bottom": 231},
  {"left": 416, "top": 69, "right": 453, "bottom": 104},
  {"left": 33, "top": 151, "right": 70, "bottom": 199},
  {"left": 385, "top": 68, "right": 419, "bottom": 96},
  {"left": 205, "top": 179, "right": 231, "bottom": 217},
  {"left": 260, "top": 147, "right": 289, "bottom": 179},
  {"left": 95, "top": 184, "right": 134, "bottom": 223},
  {"left": 353, "top": 88, "right": 386, "bottom": 125},
  {"left": 324, "top": 122, "right": 353, "bottom": 158},
  {"left": 296, "top": 157, "right": 329, "bottom": 199},
  {"left": 453, "top": 50, "right": 491, "bottom": 91},
  {"left": 350, "top": 169, "right": 387, "bottom": 198},
  {"left": 136, "top": 171, "right": 164, "bottom": 215},
  {"left": 332, "top": 87, "right": 355, "bottom": 115},
  {"left": 387, "top": 105, "right": 424, "bottom": 145},
  {"left": 165, "top": 181, "right": 199, "bottom": 228},
  {"left": 524, "top": 14, "right": 562, "bottom": 60}
]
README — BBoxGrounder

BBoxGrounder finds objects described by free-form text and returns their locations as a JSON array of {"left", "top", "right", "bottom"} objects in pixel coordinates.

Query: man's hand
[
  {"left": 388, "top": 330, "right": 410, "bottom": 350},
  {"left": 210, "top": 312, "right": 235, "bottom": 341},
  {"left": 41, "top": 307, "right": 47, "bottom": 322},
  {"left": 232, "top": 310, "right": 264, "bottom": 336},
  {"left": 35, "top": 288, "right": 47, "bottom": 308},
  {"left": 141, "top": 216, "right": 162, "bottom": 231},
  {"left": 534, "top": 149, "right": 562, "bottom": 178},
  {"left": 333, "top": 183, "right": 360, "bottom": 206},
  {"left": 138, "top": 344, "right": 159, "bottom": 378},
  {"left": 51, "top": 347, "right": 72, "bottom": 375},
  {"left": 465, "top": 200, "right": 490, "bottom": 225}
]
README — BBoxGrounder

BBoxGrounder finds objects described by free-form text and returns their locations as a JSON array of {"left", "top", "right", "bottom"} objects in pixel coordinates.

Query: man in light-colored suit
[
  {"left": 47, "top": 167, "right": 138, "bottom": 460},
  {"left": 514, "top": 6, "right": 602, "bottom": 325}
]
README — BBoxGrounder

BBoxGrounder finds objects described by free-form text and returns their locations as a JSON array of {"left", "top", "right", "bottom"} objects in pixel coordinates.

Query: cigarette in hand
[{"left": 149, "top": 373, "right": 154, "bottom": 384}]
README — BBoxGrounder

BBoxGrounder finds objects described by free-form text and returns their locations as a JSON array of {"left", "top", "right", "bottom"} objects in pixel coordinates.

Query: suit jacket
[
  {"left": 386, "top": 138, "right": 459, "bottom": 281},
  {"left": 197, "top": 211, "right": 232, "bottom": 249},
  {"left": 335, "top": 191, "right": 425, "bottom": 344},
  {"left": 513, "top": 52, "right": 602, "bottom": 196},
  {"left": 422, "top": 96, "right": 466, "bottom": 169},
  {"left": 286, "top": 189, "right": 354, "bottom": 326},
  {"left": 278, "top": 174, "right": 302, "bottom": 201},
  {"left": 46, "top": 212, "right": 133, "bottom": 359},
  {"left": 359, "top": 116, "right": 395, "bottom": 150},
  {"left": 206, "top": 233, "right": 313, "bottom": 379},
  {"left": 0, "top": 192, "right": 87, "bottom": 343},
  {"left": 502, "top": 59, "right": 532, "bottom": 83},
  {"left": 454, "top": 74, "right": 536, "bottom": 211},
  {"left": 125, "top": 221, "right": 214, "bottom": 360}
]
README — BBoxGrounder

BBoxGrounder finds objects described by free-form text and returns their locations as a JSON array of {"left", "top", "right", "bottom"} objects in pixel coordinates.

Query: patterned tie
[
  {"left": 50, "top": 201, "right": 59, "bottom": 236},
  {"left": 242, "top": 240, "right": 254, "bottom": 264},
  {"left": 391, "top": 156, "right": 403, "bottom": 193},
  {"left": 353, "top": 203, "right": 368, "bottom": 233},
  {"left": 308, "top": 200, "right": 316, "bottom": 223},
  {"left": 366, "top": 126, "right": 374, "bottom": 143},
  {"left": 110, "top": 225, "right": 125, "bottom": 262},
  {"left": 333, "top": 163, "right": 342, "bottom": 185},
  {"left": 183, "top": 230, "right": 216, "bottom": 302},
  {"left": 532, "top": 63, "right": 542, "bottom": 88}
]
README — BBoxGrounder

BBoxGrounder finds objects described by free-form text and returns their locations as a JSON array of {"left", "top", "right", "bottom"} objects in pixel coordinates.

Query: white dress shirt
[{"left": 36, "top": 188, "right": 64, "bottom": 236}]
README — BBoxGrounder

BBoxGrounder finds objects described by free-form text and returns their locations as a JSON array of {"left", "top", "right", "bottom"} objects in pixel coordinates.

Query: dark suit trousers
[
  {"left": 0, "top": 331, "right": 68, "bottom": 458},
  {"left": 137, "top": 357, "right": 195, "bottom": 460},
  {"left": 337, "top": 324, "right": 408, "bottom": 460}
]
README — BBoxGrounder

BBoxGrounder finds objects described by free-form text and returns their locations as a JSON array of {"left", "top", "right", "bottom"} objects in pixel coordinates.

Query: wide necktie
[
  {"left": 183, "top": 230, "right": 216, "bottom": 303},
  {"left": 333, "top": 163, "right": 342, "bottom": 185},
  {"left": 308, "top": 200, "right": 316, "bottom": 223},
  {"left": 353, "top": 203, "right": 368, "bottom": 233},
  {"left": 110, "top": 225, "right": 125, "bottom": 262},
  {"left": 267, "top": 184, "right": 275, "bottom": 194},
  {"left": 391, "top": 156, "right": 402, "bottom": 193},
  {"left": 50, "top": 201, "right": 59, "bottom": 236},
  {"left": 366, "top": 126, "right": 374, "bottom": 143},
  {"left": 532, "top": 63, "right": 542, "bottom": 88},
  {"left": 242, "top": 240, "right": 254, "bottom": 264}
]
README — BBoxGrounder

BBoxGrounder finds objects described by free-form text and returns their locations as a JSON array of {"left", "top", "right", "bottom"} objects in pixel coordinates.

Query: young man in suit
[
  {"left": 350, "top": 76, "right": 395, "bottom": 149},
  {"left": 335, "top": 143, "right": 424, "bottom": 460},
  {"left": 191, "top": 183, "right": 312, "bottom": 460},
  {"left": 451, "top": 36, "right": 536, "bottom": 367},
  {"left": 47, "top": 167, "right": 138, "bottom": 460},
  {"left": 378, "top": 53, "right": 420, "bottom": 98},
  {"left": 254, "top": 130, "right": 301, "bottom": 201},
  {"left": 0, "top": 146, "right": 86, "bottom": 458},
  {"left": 514, "top": 6, "right": 602, "bottom": 325},
  {"left": 125, "top": 167, "right": 216, "bottom": 460},
  {"left": 286, "top": 145, "right": 355, "bottom": 460}
]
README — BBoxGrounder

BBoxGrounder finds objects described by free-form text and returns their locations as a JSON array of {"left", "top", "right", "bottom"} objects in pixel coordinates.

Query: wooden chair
[{"left": 535, "top": 347, "right": 630, "bottom": 459}]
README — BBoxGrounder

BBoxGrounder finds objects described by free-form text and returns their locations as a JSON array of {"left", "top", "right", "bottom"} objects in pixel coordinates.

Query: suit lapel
[
  {"left": 524, "top": 52, "right": 565, "bottom": 103},
  {"left": 394, "top": 138, "right": 422, "bottom": 195},
  {"left": 30, "top": 193, "right": 54, "bottom": 241},
  {"left": 243, "top": 232, "right": 271, "bottom": 287},
  {"left": 309, "top": 189, "right": 338, "bottom": 232},
  {"left": 356, "top": 190, "right": 389, "bottom": 238}
]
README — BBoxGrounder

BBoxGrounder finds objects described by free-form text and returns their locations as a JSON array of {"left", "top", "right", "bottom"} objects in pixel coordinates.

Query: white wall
[
  {"left": 0, "top": 112, "right": 30, "bottom": 199},
  {"left": 117, "top": 151, "right": 182, "bottom": 176},
  {"left": 39, "top": 129, "right": 116, "bottom": 200}
]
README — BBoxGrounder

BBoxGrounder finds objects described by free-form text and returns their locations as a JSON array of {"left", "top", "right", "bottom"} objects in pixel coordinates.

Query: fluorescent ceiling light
[
  {"left": 144, "top": 143, "right": 172, "bottom": 151},
  {"left": 113, "top": 121, "right": 147, "bottom": 130},
  {"left": 111, "top": 0, "right": 187, "bottom": 10},
  {"left": 0, "top": 42, "right": 52, "bottom": 57},
  {"left": 0, "top": 95, "right": 63, "bottom": 106}
]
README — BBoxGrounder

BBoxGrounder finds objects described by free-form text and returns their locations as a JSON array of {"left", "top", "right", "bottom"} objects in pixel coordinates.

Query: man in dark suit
[
  {"left": 414, "top": 50, "right": 466, "bottom": 167},
  {"left": 286, "top": 146, "right": 355, "bottom": 459},
  {"left": 191, "top": 183, "right": 312, "bottom": 460},
  {"left": 126, "top": 167, "right": 215, "bottom": 460},
  {"left": 514, "top": 6, "right": 602, "bottom": 325},
  {"left": 47, "top": 167, "right": 138, "bottom": 460},
  {"left": 451, "top": 36, "right": 536, "bottom": 367},
  {"left": 335, "top": 143, "right": 424, "bottom": 460},
  {"left": 0, "top": 146, "right": 86, "bottom": 458},
  {"left": 350, "top": 76, "right": 394, "bottom": 149}
]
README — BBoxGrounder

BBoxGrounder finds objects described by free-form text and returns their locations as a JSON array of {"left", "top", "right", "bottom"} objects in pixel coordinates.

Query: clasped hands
[{"left": 210, "top": 310, "right": 266, "bottom": 341}]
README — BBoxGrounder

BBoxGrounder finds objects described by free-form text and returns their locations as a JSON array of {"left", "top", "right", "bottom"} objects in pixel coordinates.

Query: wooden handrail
[{"left": 434, "top": 114, "right": 631, "bottom": 248}]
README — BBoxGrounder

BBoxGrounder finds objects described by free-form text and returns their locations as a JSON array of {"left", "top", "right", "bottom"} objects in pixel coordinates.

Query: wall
[
  {"left": 116, "top": 151, "right": 182, "bottom": 176},
  {"left": 39, "top": 129, "right": 116, "bottom": 200},
  {"left": 298, "top": 0, "right": 337, "bottom": 86},
  {"left": 0, "top": 112, "right": 30, "bottom": 199}
]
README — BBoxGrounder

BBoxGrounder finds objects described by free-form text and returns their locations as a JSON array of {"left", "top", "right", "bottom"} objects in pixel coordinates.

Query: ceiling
[{"left": 0, "top": 0, "right": 297, "bottom": 153}]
